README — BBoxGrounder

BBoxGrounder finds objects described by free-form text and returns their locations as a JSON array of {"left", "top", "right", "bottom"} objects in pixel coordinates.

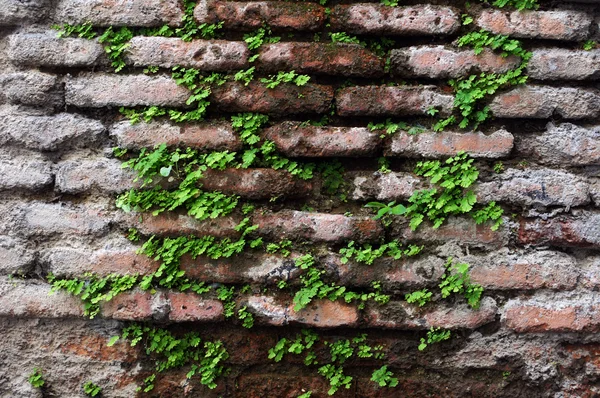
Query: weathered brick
[
  {"left": 101, "top": 290, "right": 168, "bottom": 321},
  {"left": 246, "top": 295, "right": 359, "bottom": 327},
  {"left": 110, "top": 120, "right": 241, "bottom": 151},
  {"left": 528, "top": 49, "right": 600, "bottom": 81},
  {"left": 263, "top": 122, "right": 380, "bottom": 157},
  {"left": 521, "top": 122, "right": 600, "bottom": 167},
  {"left": 504, "top": 293, "right": 600, "bottom": 332},
  {"left": 518, "top": 212, "right": 600, "bottom": 248},
  {"left": 122, "top": 213, "right": 240, "bottom": 238},
  {"left": 195, "top": 0, "right": 325, "bottom": 31},
  {"left": 211, "top": 82, "right": 333, "bottom": 116},
  {"left": 126, "top": 37, "right": 248, "bottom": 70},
  {"left": 0, "top": 109, "right": 105, "bottom": 151},
  {"left": 476, "top": 9, "right": 592, "bottom": 41},
  {"left": 477, "top": 169, "right": 591, "bottom": 208},
  {"left": 255, "top": 211, "right": 383, "bottom": 243},
  {"left": 0, "top": 71, "right": 62, "bottom": 109},
  {"left": 167, "top": 293, "right": 223, "bottom": 322},
  {"left": 55, "top": 0, "right": 184, "bottom": 27},
  {"left": 0, "top": 0, "right": 47, "bottom": 25},
  {"left": 391, "top": 46, "right": 520, "bottom": 79},
  {"left": 337, "top": 86, "right": 454, "bottom": 117},
  {"left": 351, "top": 171, "right": 423, "bottom": 201},
  {"left": 257, "top": 42, "right": 384, "bottom": 77},
  {"left": 0, "top": 150, "right": 53, "bottom": 191},
  {"left": 66, "top": 73, "right": 190, "bottom": 108},
  {"left": 56, "top": 157, "right": 136, "bottom": 194},
  {"left": 466, "top": 249, "right": 578, "bottom": 290},
  {"left": 366, "top": 296, "right": 497, "bottom": 330},
  {"left": 8, "top": 32, "right": 105, "bottom": 67},
  {"left": 201, "top": 168, "right": 312, "bottom": 199},
  {"left": 385, "top": 129, "right": 514, "bottom": 159},
  {"left": 0, "top": 278, "right": 84, "bottom": 318},
  {"left": 489, "top": 86, "right": 600, "bottom": 119},
  {"left": 0, "top": 236, "right": 34, "bottom": 276},
  {"left": 24, "top": 202, "right": 112, "bottom": 237},
  {"left": 330, "top": 4, "right": 460, "bottom": 36}
]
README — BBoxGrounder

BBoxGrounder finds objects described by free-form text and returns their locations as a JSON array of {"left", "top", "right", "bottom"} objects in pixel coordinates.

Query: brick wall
[{"left": 1, "top": 0, "right": 600, "bottom": 397}]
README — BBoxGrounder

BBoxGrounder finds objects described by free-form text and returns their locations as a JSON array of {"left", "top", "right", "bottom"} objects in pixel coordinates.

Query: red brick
[
  {"left": 236, "top": 374, "right": 339, "bottom": 398},
  {"left": 504, "top": 296, "right": 600, "bottom": 332},
  {"left": 366, "top": 297, "right": 497, "bottom": 330},
  {"left": 391, "top": 46, "right": 520, "bottom": 79},
  {"left": 126, "top": 37, "right": 249, "bottom": 70},
  {"left": 476, "top": 9, "right": 591, "bottom": 41},
  {"left": 167, "top": 293, "right": 223, "bottom": 322},
  {"left": 122, "top": 213, "right": 241, "bottom": 238},
  {"left": 110, "top": 120, "right": 242, "bottom": 151},
  {"left": 489, "top": 86, "right": 600, "bottom": 119},
  {"left": 257, "top": 42, "right": 384, "bottom": 77},
  {"left": 55, "top": 0, "right": 184, "bottom": 27},
  {"left": 528, "top": 49, "right": 600, "bottom": 80},
  {"left": 201, "top": 168, "right": 312, "bottom": 199},
  {"left": 59, "top": 334, "right": 138, "bottom": 362},
  {"left": 336, "top": 86, "right": 454, "bottom": 117},
  {"left": 66, "top": 73, "right": 190, "bottom": 108},
  {"left": 255, "top": 210, "right": 383, "bottom": 243},
  {"left": 195, "top": 0, "right": 325, "bottom": 31},
  {"left": 351, "top": 171, "right": 424, "bottom": 201},
  {"left": 518, "top": 212, "right": 600, "bottom": 248},
  {"left": 263, "top": 122, "right": 380, "bottom": 157},
  {"left": 211, "top": 82, "right": 333, "bottom": 116},
  {"left": 385, "top": 129, "right": 513, "bottom": 159},
  {"left": 331, "top": 4, "right": 460, "bottom": 36},
  {"left": 55, "top": 157, "right": 137, "bottom": 194},
  {"left": 101, "top": 290, "right": 167, "bottom": 321}
]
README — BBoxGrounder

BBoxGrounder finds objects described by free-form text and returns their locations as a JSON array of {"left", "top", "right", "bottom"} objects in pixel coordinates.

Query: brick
[
  {"left": 257, "top": 42, "right": 384, "bottom": 77},
  {"left": 167, "top": 293, "right": 223, "bottom": 322},
  {"left": 504, "top": 293, "right": 600, "bottom": 332},
  {"left": 126, "top": 37, "right": 248, "bottom": 70},
  {"left": 110, "top": 120, "right": 241, "bottom": 151},
  {"left": 518, "top": 212, "right": 600, "bottom": 248},
  {"left": 195, "top": 0, "right": 325, "bottom": 31},
  {"left": 0, "top": 71, "right": 62, "bottom": 109},
  {"left": 489, "top": 86, "right": 600, "bottom": 119},
  {"left": 0, "top": 110, "right": 105, "bottom": 151},
  {"left": 101, "top": 290, "right": 168, "bottom": 321},
  {"left": 385, "top": 129, "right": 513, "bottom": 159},
  {"left": 391, "top": 46, "right": 520, "bottom": 79},
  {"left": 528, "top": 49, "right": 600, "bottom": 81},
  {"left": 237, "top": 374, "right": 335, "bottom": 398},
  {"left": 476, "top": 9, "right": 591, "bottom": 41},
  {"left": 24, "top": 202, "right": 111, "bottom": 237},
  {"left": 0, "top": 150, "right": 53, "bottom": 191},
  {"left": 55, "top": 0, "right": 184, "bottom": 27},
  {"left": 477, "top": 168, "right": 591, "bottom": 208},
  {"left": 517, "top": 122, "right": 600, "bottom": 166},
  {"left": 0, "top": 0, "right": 47, "bottom": 25},
  {"left": 0, "top": 236, "right": 34, "bottom": 276},
  {"left": 56, "top": 157, "right": 136, "bottom": 194},
  {"left": 366, "top": 296, "right": 497, "bottom": 330},
  {"left": 211, "top": 82, "right": 333, "bottom": 116},
  {"left": 263, "top": 122, "right": 380, "bottom": 157},
  {"left": 255, "top": 211, "right": 383, "bottom": 243},
  {"left": 0, "top": 278, "right": 84, "bottom": 318},
  {"left": 8, "top": 32, "right": 104, "bottom": 67},
  {"left": 351, "top": 171, "right": 423, "bottom": 201},
  {"left": 336, "top": 86, "right": 454, "bottom": 117},
  {"left": 122, "top": 213, "right": 240, "bottom": 238},
  {"left": 246, "top": 295, "right": 359, "bottom": 327},
  {"left": 66, "top": 73, "right": 190, "bottom": 108},
  {"left": 201, "top": 168, "right": 312, "bottom": 199},
  {"left": 466, "top": 249, "right": 578, "bottom": 290},
  {"left": 330, "top": 4, "right": 460, "bottom": 36}
]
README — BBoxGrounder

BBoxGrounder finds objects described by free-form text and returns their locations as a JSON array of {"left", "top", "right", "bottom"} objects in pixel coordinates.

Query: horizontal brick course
[
  {"left": 528, "top": 49, "right": 600, "bottom": 80},
  {"left": 167, "top": 293, "right": 223, "bottom": 322},
  {"left": 390, "top": 46, "right": 520, "bottom": 79},
  {"left": 489, "top": 85, "right": 600, "bottom": 119},
  {"left": 518, "top": 212, "right": 600, "bottom": 248},
  {"left": 23, "top": 202, "right": 112, "bottom": 237},
  {"left": 330, "top": 4, "right": 460, "bottom": 36},
  {"left": 476, "top": 9, "right": 592, "bottom": 41},
  {"left": 257, "top": 42, "right": 384, "bottom": 77},
  {"left": 0, "top": 0, "right": 47, "bottom": 25},
  {"left": 336, "top": 86, "right": 454, "bottom": 117},
  {"left": 125, "top": 37, "right": 249, "bottom": 70},
  {"left": 101, "top": 290, "right": 168, "bottom": 321},
  {"left": 55, "top": 157, "right": 136, "bottom": 194},
  {"left": 0, "top": 71, "right": 62, "bottom": 109},
  {"left": 0, "top": 150, "right": 53, "bottom": 192},
  {"left": 121, "top": 213, "right": 241, "bottom": 238}
]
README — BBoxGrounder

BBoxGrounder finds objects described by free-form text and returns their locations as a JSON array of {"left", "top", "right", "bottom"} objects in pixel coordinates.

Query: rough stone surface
[
  {"left": 0, "top": 149, "right": 53, "bottom": 191},
  {"left": 0, "top": 71, "right": 62, "bottom": 109},
  {"left": 528, "top": 49, "right": 600, "bottom": 80},
  {"left": 55, "top": 157, "right": 137, "bottom": 194},
  {"left": 0, "top": 0, "right": 47, "bottom": 25}
]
